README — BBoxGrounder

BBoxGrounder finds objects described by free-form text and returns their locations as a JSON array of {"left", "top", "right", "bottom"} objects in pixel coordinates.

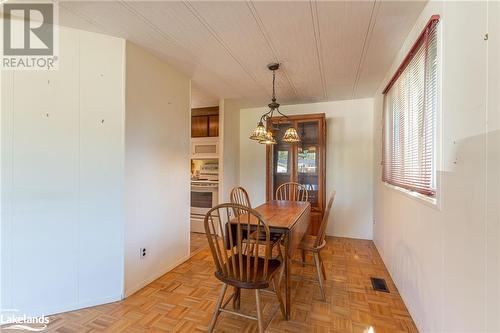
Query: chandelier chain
[
  {"left": 272, "top": 69, "right": 276, "bottom": 102},
  {"left": 249, "top": 63, "right": 300, "bottom": 144}
]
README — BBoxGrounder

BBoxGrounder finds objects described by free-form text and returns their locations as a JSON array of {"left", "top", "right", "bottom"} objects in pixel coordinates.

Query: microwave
[{"left": 191, "top": 137, "right": 219, "bottom": 158}]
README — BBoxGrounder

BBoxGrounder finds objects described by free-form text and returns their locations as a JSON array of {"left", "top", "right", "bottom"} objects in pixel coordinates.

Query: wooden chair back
[
  {"left": 230, "top": 186, "right": 251, "bottom": 216},
  {"left": 275, "top": 182, "right": 309, "bottom": 202},
  {"left": 204, "top": 203, "right": 272, "bottom": 285},
  {"left": 315, "top": 192, "right": 336, "bottom": 248}
]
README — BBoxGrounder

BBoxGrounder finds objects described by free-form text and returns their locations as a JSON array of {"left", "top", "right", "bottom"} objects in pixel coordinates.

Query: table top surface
[{"left": 232, "top": 200, "right": 310, "bottom": 230}]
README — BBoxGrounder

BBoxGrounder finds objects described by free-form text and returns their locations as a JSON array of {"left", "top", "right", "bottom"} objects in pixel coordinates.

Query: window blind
[{"left": 382, "top": 17, "right": 439, "bottom": 197}]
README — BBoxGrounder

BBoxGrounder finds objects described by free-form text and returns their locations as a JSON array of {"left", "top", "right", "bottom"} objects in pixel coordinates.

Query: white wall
[
  {"left": 124, "top": 42, "right": 191, "bottom": 296},
  {"left": 1, "top": 30, "right": 192, "bottom": 316},
  {"left": 220, "top": 99, "right": 241, "bottom": 203},
  {"left": 487, "top": 2, "right": 500, "bottom": 329},
  {"left": 1, "top": 27, "right": 125, "bottom": 316},
  {"left": 372, "top": 2, "right": 500, "bottom": 332},
  {"left": 239, "top": 99, "right": 374, "bottom": 239}
]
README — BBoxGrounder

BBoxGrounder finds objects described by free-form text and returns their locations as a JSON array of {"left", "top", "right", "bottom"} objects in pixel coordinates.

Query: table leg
[{"left": 284, "top": 233, "right": 290, "bottom": 320}]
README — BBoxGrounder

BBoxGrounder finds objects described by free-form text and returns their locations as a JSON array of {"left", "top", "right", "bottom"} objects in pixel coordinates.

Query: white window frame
[{"left": 382, "top": 16, "right": 442, "bottom": 208}]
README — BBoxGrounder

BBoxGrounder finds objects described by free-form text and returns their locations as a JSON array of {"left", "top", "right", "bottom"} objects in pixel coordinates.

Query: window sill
[{"left": 383, "top": 182, "right": 439, "bottom": 209}]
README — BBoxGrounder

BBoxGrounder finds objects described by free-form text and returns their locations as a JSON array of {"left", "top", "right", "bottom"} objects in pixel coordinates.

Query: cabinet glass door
[
  {"left": 272, "top": 122, "right": 293, "bottom": 197},
  {"left": 296, "top": 121, "right": 320, "bottom": 208}
]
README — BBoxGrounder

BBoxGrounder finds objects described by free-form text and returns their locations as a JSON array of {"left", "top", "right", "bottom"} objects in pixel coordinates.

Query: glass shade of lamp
[
  {"left": 259, "top": 130, "right": 277, "bottom": 145},
  {"left": 282, "top": 127, "right": 300, "bottom": 143},
  {"left": 249, "top": 121, "right": 267, "bottom": 141}
]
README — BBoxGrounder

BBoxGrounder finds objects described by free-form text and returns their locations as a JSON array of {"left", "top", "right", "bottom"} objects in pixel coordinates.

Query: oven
[{"left": 190, "top": 181, "right": 218, "bottom": 233}]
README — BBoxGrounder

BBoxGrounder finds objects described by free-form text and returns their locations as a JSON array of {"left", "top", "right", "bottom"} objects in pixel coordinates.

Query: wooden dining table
[{"left": 241, "top": 200, "right": 311, "bottom": 320}]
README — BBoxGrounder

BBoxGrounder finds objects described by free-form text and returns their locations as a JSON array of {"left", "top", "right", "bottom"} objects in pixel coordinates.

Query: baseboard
[
  {"left": 325, "top": 234, "right": 373, "bottom": 241},
  {"left": 124, "top": 254, "right": 191, "bottom": 298},
  {"left": 10, "top": 294, "right": 123, "bottom": 319},
  {"left": 76, "top": 295, "right": 123, "bottom": 309}
]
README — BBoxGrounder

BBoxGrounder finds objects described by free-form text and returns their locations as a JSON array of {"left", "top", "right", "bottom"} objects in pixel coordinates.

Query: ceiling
[{"left": 59, "top": 1, "right": 427, "bottom": 107}]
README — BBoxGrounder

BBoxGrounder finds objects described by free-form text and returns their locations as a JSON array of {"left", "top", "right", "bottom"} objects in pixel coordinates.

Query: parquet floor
[
  {"left": 28, "top": 237, "right": 419, "bottom": 333},
  {"left": 190, "top": 232, "right": 208, "bottom": 256}
]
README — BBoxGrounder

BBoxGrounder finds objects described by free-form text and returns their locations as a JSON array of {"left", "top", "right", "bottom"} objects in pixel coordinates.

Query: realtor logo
[
  {"left": 2, "top": 2, "right": 59, "bottom": 70},
  {"left": 4, "top": 3, "right": 54, "bottom": 55},
  {"left": 1, "top": 309, "right": 50, "bottom": 331}
]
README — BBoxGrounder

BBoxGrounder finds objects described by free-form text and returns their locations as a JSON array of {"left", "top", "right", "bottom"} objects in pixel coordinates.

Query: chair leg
[
  {"left": 272, "top": 275, "right": 286, "bottom": 319},
  {"left": 208, "top": 284, "right": 228, "bottom": 333},
  {"left": 278, "top": 258, "right": 285, "bottom": 286},
  {"left": 318, "top": 252, "right": 327, "bottom": 280},
  {"left": 255, "top": 289, "right": 265, "bottom": 333},
  {"left": 301, "top": 249, "right": 306, "bottom": 267},
  {"left": 313, "top": 253, "right": 326, "bottom": 301},
  {"left": 276, "top": 243, "right": 283, "bottom": 261},
  {"left": 233, "top": 287, "right": 241, "bottom": 310}
]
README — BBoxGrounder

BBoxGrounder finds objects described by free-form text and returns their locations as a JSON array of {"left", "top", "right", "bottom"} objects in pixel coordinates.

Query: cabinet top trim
[
  {"left": 192, "top": 106, "right": 219, "bottom": 116},
  {"left": 267, "top": 113, "right": 325, "bottom": 122}
]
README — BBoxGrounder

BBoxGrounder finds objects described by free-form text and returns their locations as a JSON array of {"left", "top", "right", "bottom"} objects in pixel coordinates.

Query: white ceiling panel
[
  {"left": 186, "top": 1, "right": 297, "bottom": 102},
  {"left": 60, "top": 1, "right": 243, "bottom": 99},
  {"left": 251, "top": 1, "right": 325, "bottom": 102},
  {"left": 59, "top": 0, "right": 427, "bottom": 105},
  {"left": 191, "top": 83, "right": 219, "bottom": 108},
  {"left": 124, "top": 1, "right": 261, "bottom": 95},
  {"left": 354, "top": 1, "right": 427, "bottom": 98},
  {"left": 317, "top": 1, "right": 374, "bottom": 100}
]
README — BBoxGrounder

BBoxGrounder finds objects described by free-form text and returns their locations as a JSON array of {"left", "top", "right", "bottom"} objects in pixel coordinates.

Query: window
[
  {"left": 298, "top": 146, "right": 317, "bottom": 174},
  {"left": 382, "top": 16, "right": 439, "bottom": 197},
  {"left": 276, "top": 150, "right": 289, "bottom": 173}
]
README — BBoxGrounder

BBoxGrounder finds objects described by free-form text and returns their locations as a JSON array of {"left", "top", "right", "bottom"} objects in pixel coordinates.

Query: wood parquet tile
[
  {"left": 10, "top": 237, "right": 419, "bottom": 333},
  {"left": 190, "top": 232, "right": 208, "bottom": 256}
]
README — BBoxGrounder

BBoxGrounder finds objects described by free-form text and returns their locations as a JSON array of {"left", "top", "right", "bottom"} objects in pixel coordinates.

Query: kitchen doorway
[{"left": 189, "top": 106, "right": 220, "bottom": 255}]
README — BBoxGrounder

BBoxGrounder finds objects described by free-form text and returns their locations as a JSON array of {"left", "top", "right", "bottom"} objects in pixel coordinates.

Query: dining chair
[
  {"left": 229, "top": 185, "right": 257, "bottom": 301},
  {"left": 275, "top": 182, "right": 309, "bottom": 202},
  {"left": 230, "top": 186, "right": 251, "bottom": 216},
  {"left": 204, "top": 203, "right": 285, "bottom": 333},
  {"left": 274, "top": 182, "right": 309, "bottom": 266},
  {"left": 230, "top": 186, "right": 283, "bottom": 259},
  {"left": 297, "top": 192, "right": 335, "bottom": 300}
]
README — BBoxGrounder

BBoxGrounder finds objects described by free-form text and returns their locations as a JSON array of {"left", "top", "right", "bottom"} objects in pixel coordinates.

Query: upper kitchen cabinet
[{"left": 191, "top": 106, "right": 219, "bottom": 137}]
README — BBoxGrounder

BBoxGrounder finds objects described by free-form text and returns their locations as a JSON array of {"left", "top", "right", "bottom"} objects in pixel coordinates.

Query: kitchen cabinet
[
  {"left": 266, "top": 113, "right": 326, "bottom": 235},
  {"left": 192, "top": 116, "right": 209, "bottom": 137},
  {"left": 191, "top": 107, "right": 219, "bottom": 138},
  {"left": 208, "top": 115, "right": 219, "bottom": 137}
]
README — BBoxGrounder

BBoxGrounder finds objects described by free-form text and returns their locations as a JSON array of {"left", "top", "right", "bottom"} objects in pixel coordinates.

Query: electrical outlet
[{"left": 140, "top": 247, "right": 146, "bottom": 259}]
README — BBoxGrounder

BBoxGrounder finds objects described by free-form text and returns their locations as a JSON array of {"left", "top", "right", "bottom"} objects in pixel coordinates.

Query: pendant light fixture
[
  {"left": 249, "top": 121, "right": 267, "bottom": 141},
  {"left": 249, "top": 63, "right": 300, "bottom": 145}
]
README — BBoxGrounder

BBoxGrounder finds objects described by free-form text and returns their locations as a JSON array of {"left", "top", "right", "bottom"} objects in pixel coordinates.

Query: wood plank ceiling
[{"left": 60, "top": 1, "right": 427, "bottom": 107}]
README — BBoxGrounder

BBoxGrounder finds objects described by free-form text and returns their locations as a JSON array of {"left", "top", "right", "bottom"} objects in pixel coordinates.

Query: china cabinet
[{"left": 266, "top": 113, "right": 326, "bottom": 235}]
